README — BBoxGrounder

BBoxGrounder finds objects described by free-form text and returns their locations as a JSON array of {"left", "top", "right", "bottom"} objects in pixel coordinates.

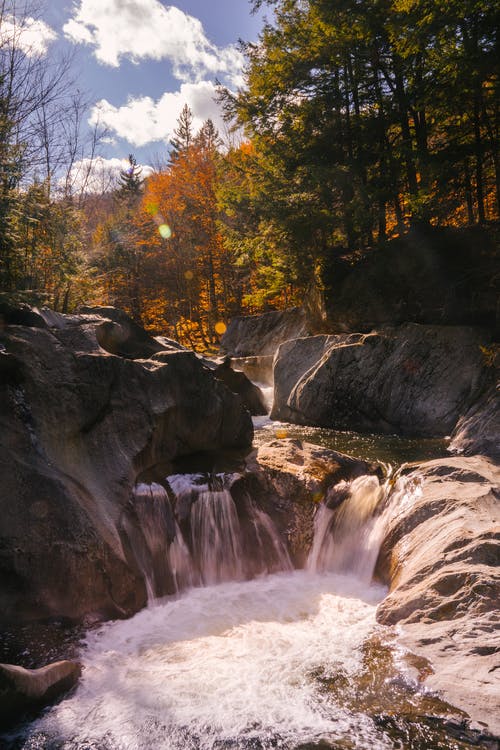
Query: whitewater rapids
[{"left": 24, "top": 571, "right": 388, "bottom": 750}]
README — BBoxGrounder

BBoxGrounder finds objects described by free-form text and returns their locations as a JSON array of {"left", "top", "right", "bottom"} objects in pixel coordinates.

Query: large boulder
[
  {"left": 272, "top": 324, "right": 493, "bottom": 437},
  {"left": 0, "top": 660, "right": 81, "bottom": 727},
  {"left": 0, "top": 308, "right": 252, "bottom": 624},
  {"left": 324, "top": 225, "right": 499, "bottom": 335},
  {"left": 220, "top": 307, "right": 312, "bottom": 357},
  {"left": 376, "top": 456, "right": 500, "bottom": 734},
  {"left": 77, "top": 305, "right": 169, "bottom": 359},
  {"left": 241, "top": 439, "right": 380, "bottom": 565},
  {"left": 450, "top": 345, "right": 499, "bottom": 461}
]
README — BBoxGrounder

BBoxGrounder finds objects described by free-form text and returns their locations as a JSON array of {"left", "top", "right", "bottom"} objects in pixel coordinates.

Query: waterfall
[
  {"left": 169, "top": 472, "right": 293, "bottom": 584},
  {"left": 131, "top": 483, "right": 176, "bottom": 600},
  {"left": 131, "top": 466, "right": 416, "bottom": 601},
  {"left": 190, "top": 485, "right": 244, "bottom": 585},
  {"left": 307, "top": 472, "right": 420, "bottom": 584},
  {"left": 168, "top": 520, "right": 195, "bottom": 592},
  {"left": 245, "top": 497, "right": 293, "bottom": 574},
  {"left": 131, "top": 472, "right": 292, "bottom": 600},
  {"left": 307, "top": 475, "right": 387, "bottom": 582}
]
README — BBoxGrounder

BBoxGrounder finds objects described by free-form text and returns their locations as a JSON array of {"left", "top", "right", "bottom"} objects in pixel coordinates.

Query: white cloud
[
  {"left": 63, "top": 0, "right": 244, "bottom": 84},
  {"left": 0, "top": 16, "right": 57, "bottom": 56},
  {"left": 89, "top": 80, "right": 224, "bottom": 148},
  {"left": 66, "top": 156, "right": 154, "bottom": 194}
]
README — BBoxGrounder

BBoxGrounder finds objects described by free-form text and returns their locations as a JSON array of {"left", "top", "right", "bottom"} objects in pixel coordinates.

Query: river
[{"left": 2, "top": 417, "right": 491, "bottom": 750}]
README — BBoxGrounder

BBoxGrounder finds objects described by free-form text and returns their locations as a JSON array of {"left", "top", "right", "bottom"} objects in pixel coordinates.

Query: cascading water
[
  {"left": 168, "top": 519, "right": 196, "bottom": 591},
  {"left": 131, "top": 472, "right": 293, "bottom": 599},
  {"left": 307, "top": 474, "right": 388, "bottom": 583},
  {"left": 246, "top": 496, "right": 293, "bottom": 574},
  {"left": 190, "top": 482, "right": 244, "bottom": 585},
  {"left": 307, "top": 472, "right": 424, "bottom": 586},
  {"left": 11, "top": 471, "right": 445, "bottom": 750},
  {"left": 131, "top": 482, "right": 176, "bottom": 599}
]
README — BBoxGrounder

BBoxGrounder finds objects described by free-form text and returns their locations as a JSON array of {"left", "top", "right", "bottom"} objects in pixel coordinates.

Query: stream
[{"left": 1, "top": 411, "right": 493, "bottom": 750}]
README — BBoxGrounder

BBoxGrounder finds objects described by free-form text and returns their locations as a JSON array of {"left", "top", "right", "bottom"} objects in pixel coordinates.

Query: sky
[{"left": 27, "top": 0, "right": 266, "bottom": 185}]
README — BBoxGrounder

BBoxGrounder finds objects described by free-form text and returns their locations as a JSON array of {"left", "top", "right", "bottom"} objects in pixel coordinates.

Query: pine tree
[
  {"left": 118, "top": 155, "right": 143, "bottom": 196},
  {"left": 169, "top": 104, "right": 194, "bottom": 160}
]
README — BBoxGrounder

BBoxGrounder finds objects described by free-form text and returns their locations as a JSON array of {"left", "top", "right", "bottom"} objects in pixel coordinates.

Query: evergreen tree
[
  {"left": 170, "top": 104, "right": 194, "bottom": 160},
  {"left": 118, "top": 155, "right": 143, "bottom": 196},
  {"left": 220, "top": 0, "right": 499, "bottom": 308}
]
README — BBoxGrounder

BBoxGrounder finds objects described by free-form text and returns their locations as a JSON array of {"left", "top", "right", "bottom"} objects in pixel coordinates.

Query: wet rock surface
[
  {"left": 0, "top": 306, "right": 253, "bottom": 624},
  {"left": 272, "top": 324, "right": 493, "bottom": 437},
  {"left": 0, "top": 660, "right": 81, "bottom": 729},
  {"left": 376, "top": 456, "right": 500, "bottom": 734}
]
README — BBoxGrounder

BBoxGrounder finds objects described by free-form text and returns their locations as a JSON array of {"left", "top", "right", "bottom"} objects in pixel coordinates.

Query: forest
[
  {"left": 1, "top": 2, "right": 500, "bottom": 745},
  {"left": 1, "top": 0, "right": 498, "bottom": 348}
]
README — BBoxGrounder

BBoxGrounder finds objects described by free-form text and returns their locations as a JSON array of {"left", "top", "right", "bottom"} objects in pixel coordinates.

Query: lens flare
[
  {"left": 184, "top": 270, "right": 194, "bottom": 281},
  {"left": 159, "top": 224, "right": 172, "bottom": 239},
  {"left": 214, "top": 321, "right": 227, "bottom": 335}
]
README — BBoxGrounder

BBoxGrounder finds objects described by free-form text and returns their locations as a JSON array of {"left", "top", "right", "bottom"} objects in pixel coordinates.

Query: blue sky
[{"left": 33, "top": 0, "right": 265, "bottom": 183}]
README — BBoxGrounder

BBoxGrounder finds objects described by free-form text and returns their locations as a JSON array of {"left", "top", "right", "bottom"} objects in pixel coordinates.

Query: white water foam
[
  {"left": 26, "top": 571, "right": 388, "bottom": 750},
  {"left": 19, "top": 464, "right": 423, "bottom": 749}
]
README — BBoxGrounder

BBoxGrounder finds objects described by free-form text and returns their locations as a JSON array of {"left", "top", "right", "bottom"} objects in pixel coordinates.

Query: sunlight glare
[{"left": 159, "top": 224, "right": 172, "bottom": 239}]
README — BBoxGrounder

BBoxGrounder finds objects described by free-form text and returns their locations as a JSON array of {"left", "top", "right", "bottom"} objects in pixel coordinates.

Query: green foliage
[
  {"left": 118, "top": 155, "right": 143, "bottom": 196},
  {"left": 1, "top": 180, "right": 87, "bottom": 310},
  {"left": 221, "top": 0, "right": 499, "bottom": 305}
]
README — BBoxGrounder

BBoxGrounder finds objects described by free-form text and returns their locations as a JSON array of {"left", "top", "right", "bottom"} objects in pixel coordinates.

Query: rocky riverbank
[
  {"left": 376, "top": 455, "right": 500, "bottom": 734},
  {"left": 224, "top": 306, "right": 500, "bottom": 734},
  {"left": 1, "top": 302, "right": 498, "bottom": 739},
  {"left": 0, "top": 304, "right": 252, "bottom": 624},
  {"left": 271, "top": 324, "right": 497, "bottom": 443}
]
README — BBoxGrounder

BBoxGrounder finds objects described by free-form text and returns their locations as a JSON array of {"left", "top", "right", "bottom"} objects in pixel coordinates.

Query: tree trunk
[
  {"left": 464, "top": 158, "right": 475, "bottom": 224},
  {"left": 473, "top": 92, "right": 486, "bottom": 223}
]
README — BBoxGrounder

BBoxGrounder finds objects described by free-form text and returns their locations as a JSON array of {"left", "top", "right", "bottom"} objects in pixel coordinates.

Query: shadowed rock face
[
  {"left": 0, "top": 308, "right": 253, "bottom": 625},
  {"left": 376, "top": 456, "right": 500, "bottom": 734},
  {"left": 221, "top": 308, "right": 312, "bottom": 357},
  {"left": 324, "top": 226, "right": 500, "bottom": 335},
  {"left": 272, "top": 324, "right": 494, "bottom": 437},
  {"left": 451, "top": 381, "right": 500, "bottom": 462},
  {"left": 214, "top": 359, "right": 268, "bottom": 416}
]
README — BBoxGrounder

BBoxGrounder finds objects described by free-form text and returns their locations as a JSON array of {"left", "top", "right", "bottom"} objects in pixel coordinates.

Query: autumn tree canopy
[{"left": 2, "top": 0, "right": 498, "bottom": 340}]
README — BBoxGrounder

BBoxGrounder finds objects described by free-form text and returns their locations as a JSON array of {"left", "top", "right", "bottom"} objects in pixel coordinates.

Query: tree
[
  {"left": 93, "top": 154, "right": 147, "bottom": 321},
  {"left": 118, "top": 154, "right": 143, "bottom": 195},
  {"left": 0, "top": 1, "right": 93, "bottom": 294},
  {"left": 219, "top": 0, "right": 498, "bottom": 308},
  {"left": 169, "top": 104, "right": 194, "bottom": 160},
  {"left": 143, "top": 117, "right": 234, "bottom": 345},
  {"left": 8, "top": 178, "right": 86, "bottom": 309}
]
